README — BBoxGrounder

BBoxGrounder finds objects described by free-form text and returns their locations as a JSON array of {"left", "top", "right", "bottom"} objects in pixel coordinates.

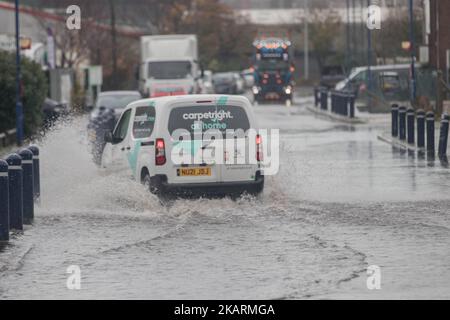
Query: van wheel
[{"left": 142, "top": 173, "right": 160, "bottom": 194}]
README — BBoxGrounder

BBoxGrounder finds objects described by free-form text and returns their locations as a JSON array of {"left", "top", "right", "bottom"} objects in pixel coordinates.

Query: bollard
[
  {"left": 407, "top": 108, "right": 415, "bottom": 145},
  {"left": 348, "top": 94, "right": 355, "bottom": 118},
  {"left": 0, "top": 160, "right": 9, "bottom": 241},
  {"left": 426, "top": 111, "right": 435, "bottom": 154},
  {"left": 19, "top": 149, "right": 34, "bottom": 224},
  {"left": 314, "top": 88, "right": 318, "bottom": 107},
  {"left": 320, "top": 90, "right": 328, "bottom": 111},
  {"left": 391, "top": 104, "right": 399, "bottom": 137},
  {"left": 398, "top": 106, "right": 407, "bottom": 140},
  {"left": 27, "top": 145, "right": 40, "bottom": 202},
  {"left": 416, "top": 109, "right": 425, "bottom": 149},
  {"left": 330, "top": 92, "right": 335, "bottom": 113},
  {"left": 6, "top": 154, "right": 23, "bottom": 231},
  {"left": 438, "top": 113, "right": 449, "bottom": 158}
]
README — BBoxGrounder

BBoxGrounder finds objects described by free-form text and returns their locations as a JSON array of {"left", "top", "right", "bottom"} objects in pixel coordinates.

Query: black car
[
  {"left": 212, "top": 73, "right": 238, "bottom": 94},
  {"left": 320, "top": 65, "right": 346, "bottom": 89},
  {"left": 88, "top": 91, "right": 142, "bottom": 165},
  {"left": 90, "top": 91, "right": 142, "bottom": 123}
]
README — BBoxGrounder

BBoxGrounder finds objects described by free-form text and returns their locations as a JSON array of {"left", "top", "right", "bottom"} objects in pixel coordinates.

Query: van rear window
[{"left": 168, "top": 105, "right": 250, "bottom": 135}]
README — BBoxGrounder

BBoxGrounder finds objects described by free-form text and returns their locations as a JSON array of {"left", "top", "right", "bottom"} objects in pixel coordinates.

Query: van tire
[{"left": 142, "top": 172, "right": 160, "bottom": 195}]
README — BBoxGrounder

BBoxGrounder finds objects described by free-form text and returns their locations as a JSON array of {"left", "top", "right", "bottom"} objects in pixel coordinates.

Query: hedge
[{"left": 0, "top": 50, "right": 48, "bottom": 136}]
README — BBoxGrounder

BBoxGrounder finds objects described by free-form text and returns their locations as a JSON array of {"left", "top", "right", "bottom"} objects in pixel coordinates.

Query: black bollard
[
  {"left": 19, "top": 149, "right": 34, "bottom": 224},
  {"left": 391, "top": 104, "right": 399, "bottom": 137},
  {"left": 407, "top": 108, "right": 415, "bottom": 145},
  {"left": 314, "top": 88, "right": 318, "bottom": 107},
  {"left": 0, "top": 160, "right": 9, "bottom": 241},
  {"left": 426, "top": 111, "right": 435, "bottom": 154},
  {"left": 398, "top": 106, "right": 407, "bottom": 140},
  {"left": 27, "top": 145, "right": 40, "bottom": 202},
  {"left": 330, "top": 92, "right": 335, "bottom": 113},
  {"left": 320, "top": 90, "right": 328, "bottom": 111},
  {"left": 6, "top": 154, "right": 23, "bottom": 231},
  {"left": 416, "top": 109, "right": 425, "bottom": 149},
  {"left": 349, "top": 94, "right": 355, "bottom": 118},
  {"left": 438, "top": 113, "right": 449, "bottom": 158}
]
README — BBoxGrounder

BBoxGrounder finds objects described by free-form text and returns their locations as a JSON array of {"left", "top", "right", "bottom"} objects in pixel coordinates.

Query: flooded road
[{"left": 1, "top": 97, "right": 449, "bottom": 299}]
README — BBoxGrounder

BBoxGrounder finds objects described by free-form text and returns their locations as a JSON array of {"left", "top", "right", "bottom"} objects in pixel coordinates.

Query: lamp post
[
  {"left": 15, "top": 0, "right": 23, "bottom": 146},
  {"left": 367, "top": 0, "right": 372, "bottom": 112},
  {"left": 409, "top": 0, "right": 417, "bottom": 101},
  {"left": 303, "top": 0, "right": 309, "bottom": 80}
]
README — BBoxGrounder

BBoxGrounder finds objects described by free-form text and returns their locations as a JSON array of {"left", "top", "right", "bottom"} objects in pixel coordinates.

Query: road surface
[{"left": 1, "top": 95, "right": 449, "bottom": 299}]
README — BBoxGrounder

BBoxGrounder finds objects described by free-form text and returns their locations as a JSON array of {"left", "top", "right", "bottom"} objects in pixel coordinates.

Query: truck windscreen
[
  {"left": 148, "top": 61, "right": 192, "bottom": 79},
  {"left": 257, "top": 59, "right": 289, "bottom": 71}
]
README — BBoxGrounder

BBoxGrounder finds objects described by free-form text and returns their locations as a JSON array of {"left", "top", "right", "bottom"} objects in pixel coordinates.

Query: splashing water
[{"left": 35, "top": 117, "right": 163, "bottom": 216}]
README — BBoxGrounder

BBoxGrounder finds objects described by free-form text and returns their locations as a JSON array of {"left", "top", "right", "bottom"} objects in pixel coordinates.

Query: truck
[
  {"left": 251, "top": 38, "right": 295, "bottom": 106},
  {"left": 139, "top": 34, "right": 201, "bottom": 98}
]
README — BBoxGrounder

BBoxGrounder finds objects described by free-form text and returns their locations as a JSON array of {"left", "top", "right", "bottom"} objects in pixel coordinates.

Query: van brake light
[
  {"left": 256, "top": 134, "right": 263, "bottom": 162},
  {"left": 155, "top": 138, "right": 166, "bottom": 166}
]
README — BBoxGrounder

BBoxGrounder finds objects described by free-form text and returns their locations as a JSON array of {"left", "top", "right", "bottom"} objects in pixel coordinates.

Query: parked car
[
  {"left": 334, "top": 64, "right": 416, "bottom": 112},
  {"left": 212, "top": 72, "right": 238, "bottom": 94},
  {"left": 90, "top": 91, "right": 142, "bottom": 121},
  {"left": 320, "top": 65, "right": 346, "bottom": 89},
  {"left": 88, "top": 91, "right": 142, "bottom": 165},
  {"left": 101, "top": 94, "right": 264, "bottom": 199}
]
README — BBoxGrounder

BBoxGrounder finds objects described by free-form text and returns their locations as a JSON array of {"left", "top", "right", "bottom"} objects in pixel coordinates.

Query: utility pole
[
  {"left": 360, "top": 0, "right": 365, "bottom": 67},
  {"left": 352, "top": 0, "right": 356, "bottom": 64},
  {"left": 15, "top": 0, "right": 23, "bottom": 146},
  {"left": 408, "top": 0, "right": 417, "bottom": 102},
  {"left": 367, "top": 0, "right": 372, "bottom": 112},
  {"left": 346, "top": 0, "right": 351, "bottom": 72},
  {"left": 109, "top": 0, "right": 118, "bottom": 89},
  {"left": 303, "top": 0, "right": 309, "bottom": 80}
]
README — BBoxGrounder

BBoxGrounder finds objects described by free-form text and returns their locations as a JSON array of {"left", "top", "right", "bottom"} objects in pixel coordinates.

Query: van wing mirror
[{"left": 104, "top": 131, "right": 114, "bottom": 143}]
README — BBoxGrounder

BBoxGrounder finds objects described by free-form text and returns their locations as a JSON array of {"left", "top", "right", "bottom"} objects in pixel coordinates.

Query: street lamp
[
  {"left": 367, "top": 0, "right": 372, "bottom": 112},
  {"left": 409, "top": 0, "right": 417, "bottom": 101},
  {"left": 15, "top": 0, "right": 24, "bottom": 146}
]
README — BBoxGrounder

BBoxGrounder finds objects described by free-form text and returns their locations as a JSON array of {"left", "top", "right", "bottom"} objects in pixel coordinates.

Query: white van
[{"left": 101, "top": 95, "right": 264, "bottom": 198}]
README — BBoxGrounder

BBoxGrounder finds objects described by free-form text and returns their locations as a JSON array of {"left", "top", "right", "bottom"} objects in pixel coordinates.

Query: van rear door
[
  {"left": 218, "top": 104, "right": 258, "bottom": 183},
  {"left": 166, "top": 105, "right": 222, "bottom": 185}
]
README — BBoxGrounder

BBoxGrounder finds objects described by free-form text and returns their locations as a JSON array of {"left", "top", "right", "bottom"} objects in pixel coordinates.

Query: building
[{"left": 426, "top": 0, "right": 450, "bottom": 82}]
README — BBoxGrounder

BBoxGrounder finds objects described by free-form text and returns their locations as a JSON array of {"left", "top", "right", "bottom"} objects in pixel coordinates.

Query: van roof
[
  {"left": 127, "top": 94, "right": 251, "bottom": 110},
  {"left": 351, "top": 64, "right": 414, "bottom": 73}
]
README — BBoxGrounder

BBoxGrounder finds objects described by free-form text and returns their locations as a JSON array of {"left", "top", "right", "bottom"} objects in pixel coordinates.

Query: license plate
[{"left": 177, "top": 167, "right": 211, "bottom": 177}]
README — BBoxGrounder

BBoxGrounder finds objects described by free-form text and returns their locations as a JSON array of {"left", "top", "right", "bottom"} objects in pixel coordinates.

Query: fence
[
  {"left": 390, "top": 104, "right": 449, "bottom": 159},
  {"left": 0, "top": 146, "right": 40, "bottom": 242},
  {"left": 314, "top": 87, "right": 356, "bottom": 119}
]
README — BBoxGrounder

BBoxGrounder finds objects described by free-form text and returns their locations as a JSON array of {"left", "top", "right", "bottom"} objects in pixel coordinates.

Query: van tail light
[
  {"left": 155, "top": 138, "right": 166, "bottom": 166},
  {"left": 256, "top": 134, "right": 263, "bottom": 162}
]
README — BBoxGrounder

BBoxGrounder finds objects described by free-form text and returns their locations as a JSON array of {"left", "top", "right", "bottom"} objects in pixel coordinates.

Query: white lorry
[{"left": 139, "top": 34, "right": 202, "bottom": 98}]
